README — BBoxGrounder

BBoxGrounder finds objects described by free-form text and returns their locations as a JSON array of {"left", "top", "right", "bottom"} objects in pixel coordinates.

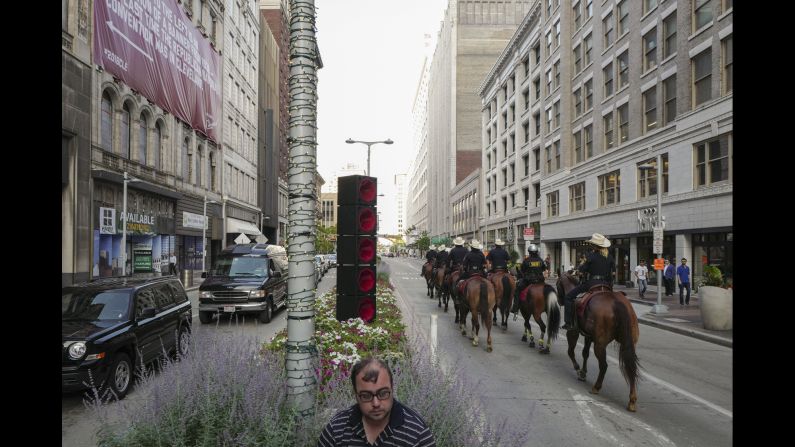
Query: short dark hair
[
  {"left": 640, "top": 259, "right": 646, "bottom": 263},
  {"left": 351, "top": 357, "right": 393, "bottom": 392}
]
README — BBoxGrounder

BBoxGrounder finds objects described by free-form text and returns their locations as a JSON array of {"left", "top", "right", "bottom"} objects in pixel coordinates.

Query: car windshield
[
  {"left": 212, "top": 256, "right": 269, "bottom": 278},
  {"left": 62, "top": 290, "right": 131, "bottom": 322}
]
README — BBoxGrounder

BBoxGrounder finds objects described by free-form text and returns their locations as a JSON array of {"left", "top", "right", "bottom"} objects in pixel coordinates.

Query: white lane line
[
  {"left": 589, "top": 399, "right": 677, "bottom": 446},
  {"left": 569, "top": 389, "right": 622, "bottom": 446}
]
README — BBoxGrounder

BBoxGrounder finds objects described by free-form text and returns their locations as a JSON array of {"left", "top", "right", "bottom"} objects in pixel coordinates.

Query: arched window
[
  {"left": 153, "top": 122, "right": 162, "bottom": 170},
  {"left": 196, "top": 145, "right": 203, "bottom": 187},
  {"left": 183, "top": 136, "right": 190, "bottom": 181},
  {"left": 101, "top": 92, "right": 113, "bottom": 151},
  {"left": 121, "top": 103, "right": 131, "bottom": 159},
  {"left": 209, "top": 151, "right": 216, "bottom": 191},
  {"left": 138, "top": 114, "right": 148, "bottom": 165}
]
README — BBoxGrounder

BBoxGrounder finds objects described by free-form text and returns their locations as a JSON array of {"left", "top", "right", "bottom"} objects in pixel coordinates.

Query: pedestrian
[
  {"left": 663, "top": 258, "right": 676, "bottom": 296},
  {"left": 316, "top": 357, "right": 436, "bottom": 447},
  {"left": 677, "top": 257, "right": 691, "bottom": 306},
  {"left": 169, "top": 252, "right": 178, "bottom": 276},
  {"left": 634, "top": 259, "right": 648, "bottom": 298}
]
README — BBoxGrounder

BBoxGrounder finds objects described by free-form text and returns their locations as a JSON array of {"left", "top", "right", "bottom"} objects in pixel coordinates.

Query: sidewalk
[{"left": 554, "top": 277, "right": 732, "bottom": 348}]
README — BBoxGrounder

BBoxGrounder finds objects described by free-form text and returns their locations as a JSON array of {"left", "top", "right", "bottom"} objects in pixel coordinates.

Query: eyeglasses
[{"left": 357, "top": 388, "right": 392, "bottom": 402}]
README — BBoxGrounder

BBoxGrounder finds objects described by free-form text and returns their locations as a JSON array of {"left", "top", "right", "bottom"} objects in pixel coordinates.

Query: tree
[
  {"left": 316, "top": 224, "right": 336, "bottom": 254},
  {"left": 416, "top": 231, "right": 430, "bottom": 251}
]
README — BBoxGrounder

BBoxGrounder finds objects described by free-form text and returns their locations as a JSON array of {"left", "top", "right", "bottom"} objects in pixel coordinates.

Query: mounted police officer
[
  {"left": 421, "top": 244, "right": 438, "bottom": 276},
  {"left": 446, "top": 237, "right": 468, "bottom": 273},
  {"left": 511, "top": 243, "right": 548, "bottom": 314},
  {"left": 486, "top": 238, "right": 511, "bottom": 272},
  {"left": 561, "top": 233, "right": 613, "bottom": 331},
  {"left": 434, "top": 245, "right": 449, "bottom": 277},
  {"left": 460, "top": 239, "right": 487, "bottom": 281}
]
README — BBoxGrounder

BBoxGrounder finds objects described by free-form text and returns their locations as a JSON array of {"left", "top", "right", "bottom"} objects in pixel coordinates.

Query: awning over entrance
[{"left": 226, "top": 217, "right": 262, "bottom": 236}]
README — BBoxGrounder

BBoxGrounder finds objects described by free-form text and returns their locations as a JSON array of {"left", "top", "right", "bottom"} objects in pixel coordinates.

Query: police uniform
[
  {"left": 434, "top": 248, "right": 449, "bottom": 277},
  {"left": 461, "top": 248, "right": 487, "bottom": 280},
  {"left": 486, "top": 245, "right": 511, "bottom": 271},
  {"left": 447, "top": 244, "right": 468, "bottom": 272},
  {"left": 512, "top": 251, "right": 548, "bottom": 313},
  {"left": 562, "top": 239, "right": 612, "bottom": 330},
  {"left": 421, "top": 248, "right": 437, "bottom": 276}
]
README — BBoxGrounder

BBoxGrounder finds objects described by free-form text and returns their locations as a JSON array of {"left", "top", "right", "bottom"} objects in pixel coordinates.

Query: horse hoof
[
  {"left": 501, "top": 323, "right": 508, "bottom": 330},
  {"left": 577, "top": 371, "right": 587, "bottom": 381},
  {"left": 521, "top": 335, "right": 527, "bottom": 342},
  {"left": 472, "top": 340, "right": 478, "bottom": 347},
  {"left": 486, "top": 346, "right": 493, "bottom": 352},
  {"left": 540, "top": 347, "right": 550, "bottom": 354},
  {"left": 627, "top": 402, "right": 637, "bottom": 412},
  {"left": 589, "top": 386, "right": 600, "bottom": 395},
  {"left": 528, "top": 342, "right": 535, "bottom": 348},
  {"left": 454, "top": 318, "right": 459, "bottom": 323},
  {"left": 438, "top": 303, "right": 441, "bottom": 307},
  {"left": 444, "top": 308, "right": 448, "bottom": 313}
]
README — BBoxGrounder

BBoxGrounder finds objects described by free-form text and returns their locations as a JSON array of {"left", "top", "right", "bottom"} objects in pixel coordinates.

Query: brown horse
[
  {"left": 434, "top": 266, "right": 448, "bottom": 310},
  {"left": 515, "top": 282, "right": 561, "bottom": 354},
  {"left": 447, "top": 268, "right": 463, "bottom": 323},
  {"left": 422, "top": 262, "right": 434, "bottom": 298},
  {"left": 557, "top": 272, "right": 641, "bottom": 412},
  {"left": 458, "top": 275, "right": 496, "bottom": 352},
  {"left": 488, "top": 269, "right": 516, "bottom": 330}
]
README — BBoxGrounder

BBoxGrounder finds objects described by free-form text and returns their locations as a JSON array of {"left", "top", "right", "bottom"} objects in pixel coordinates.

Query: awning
[{"left": 226, "top": 217, "right": 262, "bottom": 236}]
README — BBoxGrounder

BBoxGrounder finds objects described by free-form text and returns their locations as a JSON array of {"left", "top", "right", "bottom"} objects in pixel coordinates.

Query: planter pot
[{"left": 699, "top": 286, "right": 732, "bottom": 331}]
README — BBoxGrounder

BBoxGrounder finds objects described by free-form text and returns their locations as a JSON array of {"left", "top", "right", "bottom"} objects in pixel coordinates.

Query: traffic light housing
[{"left": 336, "top": 175, "right": 377, "bottom": 322}]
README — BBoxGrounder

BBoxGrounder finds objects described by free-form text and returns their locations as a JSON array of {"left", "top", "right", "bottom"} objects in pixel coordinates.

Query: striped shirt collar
[{"left": 348, "top": 399, "right": 406, "bottom": 440}]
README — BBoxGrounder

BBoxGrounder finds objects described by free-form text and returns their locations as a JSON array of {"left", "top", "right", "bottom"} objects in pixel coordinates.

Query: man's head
[
  {"left": 527, "top": 244, "right": 538, "bottom": 255},
  {"left": 351, "top": 357, "right": 394, "bottom": 424},
  {"left": 640, "top": 259, "right": 646, "bottom": 265},
  {"left": 681, "top": 258, "right": 687, "bottom": 265},
  {"left": 664, "top": 259, "right": 669, "bottom": 265}
]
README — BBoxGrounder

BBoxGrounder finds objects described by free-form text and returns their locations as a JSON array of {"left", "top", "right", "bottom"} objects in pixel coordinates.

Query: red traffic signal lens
[
  {"left": 358, "top": 268, "right": 375, "bottom": 293},
  {"left": 359, "top": 238, "right": 375, "bottom": 263},
  {"left": 358, "top": 297, "right": 375, "bottom": 322},
  {"left": 358, "top": 207, "right": 376, "bottom": 233},
  {"left": 359, "top": 178, "right": 377, "bottom": 203}
]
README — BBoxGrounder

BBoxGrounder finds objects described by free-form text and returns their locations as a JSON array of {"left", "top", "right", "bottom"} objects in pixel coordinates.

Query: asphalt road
[{"left": 384, "top": 256, "right": 732, "bottom": 447}]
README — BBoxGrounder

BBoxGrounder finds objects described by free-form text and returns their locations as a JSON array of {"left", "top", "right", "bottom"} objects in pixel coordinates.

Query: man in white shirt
[
  {"left": 634, "top": 259, "right": 648, "bottom": 298},
  {"left": 169, "top": 253, "right": 178, "bottom": 276}
]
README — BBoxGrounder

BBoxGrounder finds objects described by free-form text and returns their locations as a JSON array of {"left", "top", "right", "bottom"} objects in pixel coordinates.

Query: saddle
[
  {"left": 575, "top": 284, "right": 616, "bottom": 320},
  {"left": 519, "top": 283, "right": 545, "bottom": 303},
  {"left": 457, "top": 274, "right": 485, "bottom": 296}
]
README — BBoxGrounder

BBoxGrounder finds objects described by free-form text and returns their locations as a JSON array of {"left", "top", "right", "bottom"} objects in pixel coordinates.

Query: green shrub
[{"left": 701, "top": 265, "right": 725, "bottom": 287}]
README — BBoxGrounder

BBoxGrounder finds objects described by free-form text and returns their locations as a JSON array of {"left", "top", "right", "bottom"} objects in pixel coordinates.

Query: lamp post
[
  {"left": 345, "top": 138, "right": 394, "bottom": 176},
  {"left": 202, "top": 196, "right": 219, "bottom": 273},
  {"left": 639, "top": 155, "right": 668, "bottom": 314},
  {"left": 121, "top": 172, "right": 141, "bottom": 277}
]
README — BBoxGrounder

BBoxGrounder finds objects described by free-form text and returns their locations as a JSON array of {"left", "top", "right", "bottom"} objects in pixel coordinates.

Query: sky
[{"left": 314, "top": 0, "right": 448, "bottom": 234}]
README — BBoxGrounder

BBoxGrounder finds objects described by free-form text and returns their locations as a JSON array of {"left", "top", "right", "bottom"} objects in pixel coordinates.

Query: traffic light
[{"left": 336, "top": 175, "right": 378, "bottom": 322}]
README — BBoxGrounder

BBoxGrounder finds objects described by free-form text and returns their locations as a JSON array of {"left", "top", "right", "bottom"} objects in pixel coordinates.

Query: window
[
  {"left": 584, "top": 33, "right": 593, "bottom": 66},
  {"left": 487, "top": 203, "right": 491, "bottom": 216},
  {"left": 138, "top": 114, "right": 148, "bottom": 165},
  {"left": 510, "top": 133, "right": 516, "bottom": 153},
  {"left": 135, "top": 288, "right": 158, "bottom": 318},
  {"left": 695, "top": 133, "right": 731, "bottom": 186},
  {"left": 534, "top": 182, "right": 541, "bottom": 207},
  {"left": 511, "top": 192, "right": 516, "bottom": 208},
  {"left": 534, "top": 43, "right": 541, "bottom": 65},
  {"left": 101, "top": 92, "right": 113, "bottom": 151},
  {"left": 586, "top": 0, "right": 593, "bottom": 19},
  {"left": 546, "top": 108, "right": 553, "bottom": 133},
  {"left": 546, "top": 0, "right": 552, "bottom": 16},
  {"left": 487, "top": 177, "right": 491, "bottom": 194},
  {"left": 722, "top": 35, "right": 733, "bottom": 94},
  {"left": 523, "top": 187, "right": 530, "bottom": 208},
  {"left": 546, "top": 69, "right": 553, "bottom": 95},
  {"left": 523, "top": 89, "right": 530, "bottom": 109},
  {"left": 570, "top": 182, "right": 585, "bottom": 212},
  {"left": 534, "top": 78, "right": 541, "bottom": 101},
  {"left": 644, "top": 28, "right": 657, "bottom": 72},
  {"left": 598, "top": 170, "right": 621, "bottom": 207},
  {"left": 617, "top": 51, "right": 629, "bottom": 89},
  {"left": 510, "top": 105, "right": 515, "bottom": 124},
  {"left": 502, "top": 139, "right": 508, "bottom": 158},
  {"left": 502, "top": 112, "right": 508, "bottom": 131},
  {"left": 573, "top": 44, "right": 582, "bottom": 73},
  {"left": 644, "top": 0, "right": 658, "bottom": 14},
  {"left": 643, "top": 87, "right": 658, "bottom": 133},
  {"left": 584, "top": 79, "right": 593, "bottom": 110},
  {"left": 603, "top": 11, "right": 614, "bottom": 47},
  {"left": 502, "top": 197, "right": 507, "bottom": 213},
  {"left": 617, "top": 1, "right": 629, "bottom": 36},
  {"left": 573, "top": 130, "right": 583, "bottom": 163},
  {"left": 638, "top": 154, "right": 669, "bottom": 198},
  {"left": 486, "top": 128, "right": 491, "bottom": 147},
  {"left": 554, "top": 140, "right": 561, "bottom": 170},
  {"left": 182, "top": 137, "right": 190, "bottom": 180},
  {"left": 153, "top": 123, "right": 161, "bottom": 170},
  {"left": 573, "top": 1, "right": 582, "bottom": 29},
  {"left": 663, "top": 12, "right": 677, "bottom": 58},
  {"left": 555, "top": 20, "right": 561, "bottom": 48},
  {"left": 693, "top": 0, "right": 713, "bottom": 31},
  {"left": 553, "top": 101, "right": 560, "bottom": 128},
  {"left": 603, "top": 62, "right": 614, "bottom": 97},
  {"left": 502, "top": 168, "right": 508, "bottom": 186},
  {"left": 63, "top": 0, "right": 68, "bottom": 30},
  {"left": 553, "top": 61, "right": 560, "bottom": 89},
  {"left": 663, "top": 75, "right": 677, "bottom": 125},
  {"left": 534, "top": 148, "right": 541, "bottom": 172},
  {"left": 546, "top": 30, "right": 553, "bottom": 56},
  {"left": 523, "top": 154, "right": 530, "bottom": 176},
  {"left": 574, "top": 88, "right": 583, "bottom": 117},
  {"left": 545, "top": 146, "right": 552, "bottom": 173},
  {"left": 486, "top": 152, "right": 491, "bottom": 169},
  {"left": 523, "top": 121, "right": 530, "bottom": 143},
  {"left": 523, "top": 57, "right": 530, "bottom": 77},
  {"left": 692, "top": 49, "right": 713, "bottom": 107},
  {"left": 723, "top": 0, "right": 733, "bottom": 12},
  {"left": 196, "top": 146, "right": 203, "bottom": 187},
  {"left": 547, "top": 191, "right": 559, "bottom": 217},
  {"left": 617, "top": 104, "right": 629, "bottom": 144},
  {"left": 584, "top": 124, "right": 593, "bottom": 158},
  {"left": 121, "top": 104, "right": 131, "bottom": 159},
  {"left": 510, "top": 162, "right": 516, "bottom": 183},
  {"left": 534, "top": 112, "right": 541, "bottom": 136},
  {"left": 604, "top": 113, "right": 615, "bottom": 150},
  {"left": 209, "top": 151, "right": 216, "bottom": 191}
]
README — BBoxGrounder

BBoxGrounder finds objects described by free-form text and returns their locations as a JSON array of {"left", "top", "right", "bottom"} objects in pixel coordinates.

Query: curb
[{"left": 637, "top": 317, "right": 732, "bottom": 348}]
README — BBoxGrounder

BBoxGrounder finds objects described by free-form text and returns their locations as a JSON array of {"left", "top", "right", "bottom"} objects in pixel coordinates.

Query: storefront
[
  {"left": 610, "top": 237, "right": 631, "bottom": 285},
  {"left": 176, "top": 197, "right": 219, "bottom": 275},
  {"left": 636, "top": 234, "right": 676, "bottom": 284},
  {"left": 692, "top": 231, "right": 733, "bottom": 282}
]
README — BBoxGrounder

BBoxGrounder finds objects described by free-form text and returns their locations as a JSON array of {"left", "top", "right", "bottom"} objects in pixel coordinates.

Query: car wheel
[
  {"left": 176, "top": 326, "right": 191, "bottom": 358},
  {"left": 199, "top": 311, "right": 213, "bottom": 324},
  {"left": 259, "top": 300, "right": 272, "bottom": 323},
  {"left": 106, "top": 352, "right": 133, "bottom": 399}
]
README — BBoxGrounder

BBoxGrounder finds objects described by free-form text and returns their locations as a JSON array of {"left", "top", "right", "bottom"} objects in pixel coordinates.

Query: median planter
[{"left": 699, "top": 285, "right": 732, "bottom": 331}]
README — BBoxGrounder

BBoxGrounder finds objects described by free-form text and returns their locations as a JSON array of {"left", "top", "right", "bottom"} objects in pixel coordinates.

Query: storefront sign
[
  {"left": 98, "top": 208, "right": 161, "bottom": 235},
  {"left": 99, "top": 207, "right": 117, "bottom": 234},
  {"left": 654, "top": 258, "right": 664, "bottom": 270},
  {"left": 133, "top": 249, "right": 153, "bottom": 272},
  {"left": 183, "top": 211, "right": 208, "bottom": 230}
]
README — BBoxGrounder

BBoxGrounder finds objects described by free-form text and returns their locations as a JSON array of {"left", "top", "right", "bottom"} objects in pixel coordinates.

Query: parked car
[
  {"left": 327, "top": 253, "right": 337, "bottom": 267},
  {"left": 62, "top": 277, "right": 192, "bottom": 399},
  {"left": 315, "top": 255, "right": 327, "bottom": 275},
  {"left": 199, "top": 243, "right": 288, "bottom": 324},
  {"left": 313, "top": 257, "right": 322, "bottom": 287}
]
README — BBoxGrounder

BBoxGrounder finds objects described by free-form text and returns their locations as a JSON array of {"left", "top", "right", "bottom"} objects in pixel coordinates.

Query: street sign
[
  {"left": 653, "top": 240, "right": 663, "bottom": 254},
  {"left": 523, "top": 228, "right": 534, "bottom": 240},
  {"left": 653, "top": 227, "right": 663, "bottom": 241},
  {"left": 235, "top": 233, "right": 251, "bottom": 244},
  {"left": 654, "top": 258, "right": 664, "bottom": 270}
]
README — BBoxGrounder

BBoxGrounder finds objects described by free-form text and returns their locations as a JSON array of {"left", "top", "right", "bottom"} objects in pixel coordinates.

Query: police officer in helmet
[
  {"left": 511, "top": 243, "right": 548, "bottom": 314},
  {"left": 486, "top": 238, "right": 511, "bottom": 272},
  {"left": 561, "top": 233, "right": 613, "bottom": 331}
]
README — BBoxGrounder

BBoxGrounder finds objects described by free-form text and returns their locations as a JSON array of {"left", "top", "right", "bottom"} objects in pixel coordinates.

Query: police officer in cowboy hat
[
  {"left": 460, "top": 239, "right": 487, "bottom": 280},
  {"left": 511, "top": 243, "right": 547, "bottom": 314},
  {"left": 420, "top": 244, "right": 438, "bottom": 276},
  {"left": 561, "top": 233, "right": 612, "bottom": 331},
  {"left": 486, "top": 238, "right": 511, "bottom": 272},
  {"left": 446, "top": 237, "right": 468, "bottom": 273},
  {"left": 434, "top": 245, "right": 449, "bottom": 276}
]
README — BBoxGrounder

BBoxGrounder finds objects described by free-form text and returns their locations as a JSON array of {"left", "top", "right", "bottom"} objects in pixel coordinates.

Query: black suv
[
  {"left": 199, "top": 243, "right": 288, "bottom": 324},
  {"left": 62, "top": 277, "right": 192, "bottom": 398}
]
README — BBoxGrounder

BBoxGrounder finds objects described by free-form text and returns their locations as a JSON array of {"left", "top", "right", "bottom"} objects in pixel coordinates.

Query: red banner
[{"left": 94, "top": 0, "right": 221, "bottom": 142}]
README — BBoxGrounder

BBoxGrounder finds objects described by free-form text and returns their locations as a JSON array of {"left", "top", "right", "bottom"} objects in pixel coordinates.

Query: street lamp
[
  {"left": 121, "top": 172, "right": 142, "bottom": 277},
  {"left": 638, "top": 154, "right": 668, "bottom": 315},
  {"left": 345, "top": 138, "right": 394, "bottom": 176},
  {"left": 202, "top": 196, "right": 219, "bottom": 273}
]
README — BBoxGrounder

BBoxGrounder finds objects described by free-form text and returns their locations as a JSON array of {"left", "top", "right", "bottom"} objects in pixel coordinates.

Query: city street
[{"left": 384, "top": 257, "right": 732, "bottom": 446}]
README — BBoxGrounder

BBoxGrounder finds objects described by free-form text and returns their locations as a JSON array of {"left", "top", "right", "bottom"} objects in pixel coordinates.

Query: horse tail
[
  {"left": 479, "top": 281, "right": 489, "bottom": 323},
  {"left": 546, "top": 288, "right": 561, "bottom": 342},
  {"left": 501, "top": 275, "right": 511, "bottom": 312},
  {"left": 613, "top": 297, "right": 641, "bottom": 386}
]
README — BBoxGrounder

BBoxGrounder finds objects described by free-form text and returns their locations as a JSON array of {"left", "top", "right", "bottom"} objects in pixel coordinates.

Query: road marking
[
  {"left": 569, "top": 389, "right": 622, "bottom": 445},
  {"left": 589, "top": 398, "right": 677, "bottom": 446}
]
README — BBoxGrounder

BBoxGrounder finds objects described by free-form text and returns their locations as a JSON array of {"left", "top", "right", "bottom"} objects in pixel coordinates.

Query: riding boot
[
  {"left": 561, "top": 302, "right": 574, "bottom": 331},
  {"left": 511, "top": 287, "right": 521, "bottom": 314}
]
